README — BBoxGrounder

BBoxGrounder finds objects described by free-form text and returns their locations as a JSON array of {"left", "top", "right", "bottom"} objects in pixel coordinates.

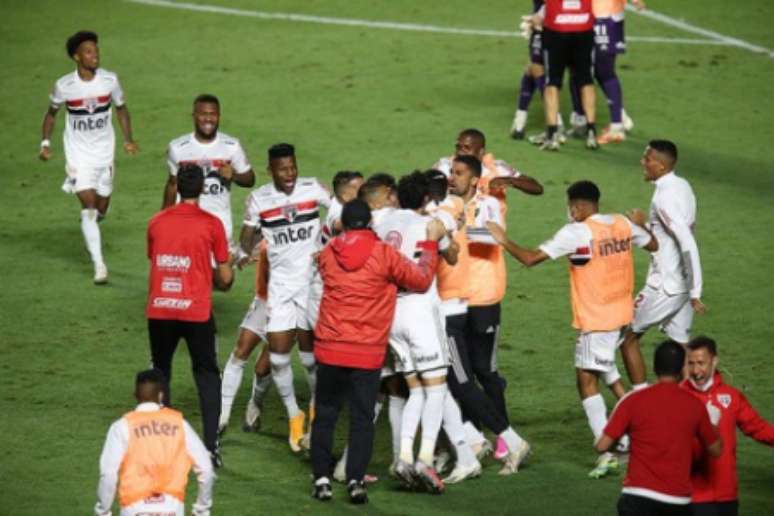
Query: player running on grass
[{"left": 40, "top": 31, "right": 138, "bottom": 284}]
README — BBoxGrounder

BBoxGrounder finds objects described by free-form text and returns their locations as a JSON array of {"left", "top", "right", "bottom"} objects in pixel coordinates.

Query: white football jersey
[
  {"left": 374, "top": 209, "right": 439, "bottom": 302},
  {"left": 167, "top": 132, "right": 251, "bottom": 239},
  {"left": 243, "top": 178, "right": 331, "bottom": 284},
  {"left": 49, "top": 68, "right": 125, "bottom": 167}
]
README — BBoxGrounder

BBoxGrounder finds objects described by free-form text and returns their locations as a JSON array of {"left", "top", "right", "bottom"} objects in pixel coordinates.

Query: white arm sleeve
[
  {"left": 539, "top": 223, "right": 590, "bottom": 260},
  {"left": 111, "top": 76, "right": 126, "bottom": 107},
  {"left": 242, "top": 193, "right": 261, "bottom": 228},
  {"left": 627, "top": 220, "right": 654, "bottom": 249},
  {"left": 231, "top": 140, "right": 252, "bottom": 174},
  {"left": 49, "top": 81, "right": 64, "bottom": 108},
  {"left": 94, "top": 419, "right": 128, "bottom": 516},
  {"left": 317, "top": 180, "right": 332, "bottom": 209},
  {"left": 166, "top": 144, "right": 179, "bottom": 176},
  {"left": 494, "top": 160, "right": 521, "bottom": 178},
  {"left": 656, "top": 202, "right": 703, "bottom": 299},
  {"left": 184, "top": 420, "right": 215, "bottom": 516},
  {"left": 477, "top": 196, "right": 503, "bottom": 226}
]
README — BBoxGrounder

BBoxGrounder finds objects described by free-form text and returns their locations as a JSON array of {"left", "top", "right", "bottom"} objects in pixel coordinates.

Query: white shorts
[
  {"left": 120, "top": 494, "right": 183, "bottom": 516},
  {"left": 389, "top": 298, "right": 449, "bottom": 374},
  {"left": 239, "top": 295, "right": 268, "bottom": 341},
  {"left": 574, "top": 330, "right": 622, "bottom": 373},
  {"left": 64, "top": 162, "right": 114, "bottom": 197},
  {"left": 300, "top": 274, "right": 324, "bottom": 331},
  {"left": 631, "top": 285, "right": 693, "bottom": 343},
  {"left": 266, "top": 280, "right": 311, "bottom": 333}
]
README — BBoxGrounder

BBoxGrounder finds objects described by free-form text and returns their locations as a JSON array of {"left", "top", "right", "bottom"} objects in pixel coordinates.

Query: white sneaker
[
  {"left": 510, "top": 110, "right": 528, "bottom": 139},
  {"left": 622, "top": 110, "right": 634, "bottom": 132},
  {"left": 570, "top": 112, "right": 587, "bottom": 137},
  {"left": 242, "top": 398, "right": 262, "bottom": 432},
  {"left": 433, "top": 450, "right": 453, "bottom": 475},
  {"left": 498, "top": 439, "right": 531, "bottom": 475},
  {"left": 94, "top": 263, "right": 108, "bottom": 285},
  {"left": 443, "top": 460, "right": 482, "bottom": 484},
  {"left": 333, "top": 456, "right": 347, "bottom": 483}
]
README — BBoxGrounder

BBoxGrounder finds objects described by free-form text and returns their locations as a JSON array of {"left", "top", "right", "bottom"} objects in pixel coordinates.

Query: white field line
[
  {"left": 625, "top": 4, "right": 774, "bottom": 58},
  {"left": 126, "top": 0, "right": 722, "bottom": 46}
]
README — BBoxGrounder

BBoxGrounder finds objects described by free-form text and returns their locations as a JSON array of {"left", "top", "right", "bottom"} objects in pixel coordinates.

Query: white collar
[
  {"left": 654, "top": 171, "right": 676, "bottom": 187},
  {"left": 135, "top": 402, "right": 162, "bottom": 412}
]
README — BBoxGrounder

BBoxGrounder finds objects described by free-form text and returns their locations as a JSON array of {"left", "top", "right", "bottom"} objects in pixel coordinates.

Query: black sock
[
  {"left": 547, "top": 125, "right": 558, "bottom": 139},
  {"left": 586, "top": 122, "right": 596, "bottom": 135}
]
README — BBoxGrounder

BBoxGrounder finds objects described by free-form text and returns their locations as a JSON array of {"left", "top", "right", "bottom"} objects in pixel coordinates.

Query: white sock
[
  {"left": 442, "top": 393, "right": 478, "bottom": 467},
  {"left": 632, "top": 383, "right": 648, "bottom": 391},
  {"left": 251, "top": 372, "right": 272, "bottom": 406},
  {"left": 81, "top": 209, "right": 104, "bottom": 265},
  {"left": 513, "top": 109, "right": 528, "bottom": 131},
  {"left": 400, "top": 386, "right": 424, "bottom": 464},
  {"left": 582, "top": 393, "right": 608, "bottom": 442},
  {"left": 418, "top": 383, "right": 447, "bottom": 465},
  {"left": 499, "top": 427, "right": 525, "bottom": 453},
  {"left": 299, "top": 351, "right": 317, "bottom": 405},
  {"left": 463, "top": 421, "right": 486, "bottom": 447},
  {"left": 269, "top": 352, "right": 299, "bottom": 418},
  {"left": 221, "top": 353, "right": 246, "bottom": 421},
  {"left": 388, "top": 395, "right": 406, "bottom": 462},
  {"left": 373, "top": 397, "right": 384, "bottom": 423}
]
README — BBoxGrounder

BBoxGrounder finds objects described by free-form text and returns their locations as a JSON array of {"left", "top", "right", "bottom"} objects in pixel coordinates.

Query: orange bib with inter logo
[
  {"left": 569, "top": 215, "right": 634, "bottom": 331},
  {"left": 118, "top": 408, "right": 192, "bottom": 508}
]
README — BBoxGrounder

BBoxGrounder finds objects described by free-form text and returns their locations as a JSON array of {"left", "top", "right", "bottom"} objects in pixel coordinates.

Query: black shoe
[
  {"left": 348, "top": 480, "right": 368, "bottom": 504},
  {"left": 312, "top": 478, "right": 333, "bottom": 501},
  {"left": 510, "top": 130, "right": 525, "bottom": 140},
  {"left": 210, "top": 449, "right": 223, "bottom": 469}
]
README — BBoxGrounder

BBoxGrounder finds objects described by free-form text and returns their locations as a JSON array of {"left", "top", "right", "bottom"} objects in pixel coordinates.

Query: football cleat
[
  {"left": 586, "top": 130, "right": 599, "bottom": 150},
  {"left": 540, "top": 134, "right": 561, "bottom": 151},
  {"left": 493, "top": 436, "right": 509, "bottom": 460},
  {"left": 393, "top": 459, "right": 417, "bottom": 489},
  {"left": 415, "top": 461, "right": 445, "bottom": 494},
  {"left": 443, "top": 460, "right": 482, "bottom": 484},
  {"left": 94, "top": 263, "right": 108, "bottom": 285},
  {"left": 588, "top": 452, "right": 619, "bottom": 479},
  {"left": 498, "top": 439, "right": 531, "bottom": 475},
  {"left": 597, "top": 127, "right": 626, "bottom": 145},
  {"left": 312, "top": 478, "right": 333, "bottom": 501},
  {"left": 242, "top": 398, "right": 262, "bottom": 432},
  {"left": 471, "top": 439, "right": 493, "bottom": 461},
  {"left": 433, "top": 450, "right": 453, "bottom": 475},
  {"left": 288, "top": 411, "right": 306, "bottom": 452},
  {"left": 622, "top": 110, "right": 634, "bottom": 132},
  {"left": 347, "top": 480, "right": 368, "bottom": 504}
]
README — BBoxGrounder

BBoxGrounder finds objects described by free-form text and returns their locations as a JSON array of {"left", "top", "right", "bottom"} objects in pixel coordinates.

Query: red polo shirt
[
  {"left": 604, "top": 382, "right": 719, "bottom": 505},
  {"left": 146, "top": 202, "right": 229, "bottom": 322}
]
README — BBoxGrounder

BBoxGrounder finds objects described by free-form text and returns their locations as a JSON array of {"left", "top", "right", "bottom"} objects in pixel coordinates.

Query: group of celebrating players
[{"left": 41, "top": 13, "right": 771, "bottom": 516}]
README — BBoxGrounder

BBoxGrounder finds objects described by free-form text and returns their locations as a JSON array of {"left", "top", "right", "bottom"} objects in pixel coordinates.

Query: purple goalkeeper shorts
[{"left": 594, "top": 18, "right": 626, "bottom": 55}]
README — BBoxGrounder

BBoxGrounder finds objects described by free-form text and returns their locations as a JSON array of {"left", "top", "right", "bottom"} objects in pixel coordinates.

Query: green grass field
[{"left": 1, "top": 0, "right": 773, "bottom": 514}]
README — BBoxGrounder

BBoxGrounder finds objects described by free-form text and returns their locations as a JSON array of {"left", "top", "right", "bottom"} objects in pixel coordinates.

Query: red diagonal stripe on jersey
[
  {"left": 178, "top": 159, "right": 230, "bottom": 168},
  {"left": 66, "top": 95, "right": 111, "bottom": 107},
  {"left": 259, "top": 200, "right": 319, "bottom": 220},
  {"left": 575, "top": 246, "right": 591, "bottom": 255}
]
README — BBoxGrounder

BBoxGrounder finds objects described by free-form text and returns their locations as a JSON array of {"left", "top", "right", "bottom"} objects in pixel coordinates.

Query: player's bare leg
[
  {"left": 540, "top": 85, "right": 562, "bottom": 150},
  {"left": 219, "top": 327, "right": 262, "bottom": 435},
  {"left": 577, "top": 369, "right": 617, "bottom": 478},
  {"left": 245, "top": 345, "right": 272, "bottom": 432},
  {"left": 268, "top": 329, "right": 306, "bottom": 451},
  {"left": 580, "top": 84, "right": 598, "bottom": 149},
  {"left": 620, "top": 329, "right": 648, "bottom": 389},
  {"left": 76, "top": 188, "right": 107, "bottom": 284}
]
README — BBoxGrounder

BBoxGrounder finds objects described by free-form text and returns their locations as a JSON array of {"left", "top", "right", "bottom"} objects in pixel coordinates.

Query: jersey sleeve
[
  {"left": 242, "top": 192, "right": 261, "bottom": 228},
  {"left": 494, "top": 159, "right": 521, "bottom": 178},
  {"left": 627, "top": 219, "right": 653, "bottom": 248},
  {"left": 654, "top": 195, "right": 703, "bottom": 298},
  {"left": 539, "top": 223, "right": 588, "bottom": 260},
  {"left": 211, "top": 219, "right": 229, "bottom": 264},
  {"left": 49, "top": 81, "right": 64, "bottom": 108},
  {"left": 477, "top": 196, "right": 503, "bottom": 226},
  {"left": 110, "top": 75, "right": 126, "bottom": 107},
  {"left": 166, "top": 144, "right": 179, "bottom": 176},
  {"left": 316, "top": 180, "right": 332, "bottom": 209},
  {"left": 603, "top": 397, "right": 631, "bottom": 440},
  {"left": 231, "top": 140, "right": 252, "bottom": 174},
  {"left": 433, "top": 209, "right": 457, "bottom": 233}
]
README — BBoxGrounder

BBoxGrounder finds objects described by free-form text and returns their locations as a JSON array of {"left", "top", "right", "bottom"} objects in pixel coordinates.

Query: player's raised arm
[{"left": 486, "top": 221, "right": 549, "bottom": 267}]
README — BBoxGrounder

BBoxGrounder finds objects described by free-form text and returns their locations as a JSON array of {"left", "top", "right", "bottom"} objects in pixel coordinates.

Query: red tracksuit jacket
[
  {"left": 314, "top": 229, "right": 438, "bottom": 370},
  {"left": 681, "top": 372, "right": 774, "bottom": 503}
]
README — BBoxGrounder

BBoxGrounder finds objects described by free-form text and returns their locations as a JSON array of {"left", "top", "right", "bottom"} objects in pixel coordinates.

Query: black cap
[{"left": 341, "top": 199, "right": 372, "bottom": 230}]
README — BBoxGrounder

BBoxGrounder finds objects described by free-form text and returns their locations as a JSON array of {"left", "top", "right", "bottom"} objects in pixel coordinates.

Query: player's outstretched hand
[
  {"left": 626, "top": 208, "right": 647, "bottom": 227},
  {"left": 123, "top": 141, "right": 139, "bottom": 155},
  {"left": 691, "top": 298, "right": 707, "bottom": 315},
  {"left": 485, "top": 221, "right": 508, "bottom": 245},
  {"left": 39, "top": 146, "right": 51, "bottom": 161},
  {"left": 426, "top": 218, "right": 446, "bottom": 242},
  {"left": 220, "top": 163, "right": 234, "bottom": 182}
]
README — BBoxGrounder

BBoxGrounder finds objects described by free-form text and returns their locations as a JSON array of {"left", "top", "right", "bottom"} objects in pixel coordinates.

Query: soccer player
[
  {"left": 431, "top": 159, "right": 532, "bottom": 476},
  {"left": 95, "top": 369, "right": 214, "bottom": 516},
  {"left": 682, "top": 337, "right": 774, "bottom": 516},
  {"left": 619, "top": 140, "right": 704, "bottom": 391},
  {"left": 322, "top": 170, "right": 364, "bottom": 243},
  {"left": 531, "top": 0, "right": 599, "bottom": 150},
  {"left": 568, "top": 0, "right": 644, "bottom": 143},
  {"left": 510, "top": 1, "right": 549, "bottom": 139},
  {"left": 597, "top": 341, "right": 722, "bottom": 516},
  {"left": 240, "top": 143, "right": 331, "bottom": 452},
  {"left": 40, "top": 31, "right": 138, "bottom": 284},
  {"left": 486, "top": 180, "right": 658, "bottom": 478},
  {"left": 218, "top": 241, "right": 272, "bottom": 436},
  {"left": 164, "top": 94, "right": 255, "bottom": 246}
]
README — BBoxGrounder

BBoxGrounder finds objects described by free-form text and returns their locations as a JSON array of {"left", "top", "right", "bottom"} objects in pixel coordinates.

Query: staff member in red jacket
[
  {"left": 682, "top": 336, "right": 774, "bottom": 516},
  {"left": 310, "top": 199, "right": 444, "bottom": 504}
]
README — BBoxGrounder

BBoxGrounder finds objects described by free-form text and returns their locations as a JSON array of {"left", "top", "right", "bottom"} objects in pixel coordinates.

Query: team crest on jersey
[
  {"left": 282, "top": 205, "right": 298, "bottom": 223},
  {"left": 717, "top": 394, "right": 731, "bottom": 408},
  {"left": 84, "top": 97, "right": 98, "bottom": 114}
]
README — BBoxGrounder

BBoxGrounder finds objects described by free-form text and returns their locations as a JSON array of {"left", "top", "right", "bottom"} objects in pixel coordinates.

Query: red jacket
[
  {"left": 681, "top": 372, "right": 774, "bottom": 503},
  {"left": 314, "top": 229, "right": 439, "bottom": 370}
]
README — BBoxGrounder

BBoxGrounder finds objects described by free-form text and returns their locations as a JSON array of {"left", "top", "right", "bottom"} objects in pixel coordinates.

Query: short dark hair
[
  {"left": 193, "top": 94, "right": 220, "bottom": 109},
  {"left": 687, "top": 336, "right": 717, "bottom": 356},
  {"left": 653, "top": 340, "right": 686, "bottom": 377},
  {"left": 648, "top": 139, "right": 678, "bottom": 166},
  {"left": 177, "top": 164, "right": 205, "bottom": 199},
  {"left": 341, "top": 199, "right": 372, "bottom": 230},
  {"left": 135, "top": 368, "right": 166, "bottom": 388},
  {"left": 453, "top": 155, "right": 482, "bottom": 178},
  {"left": 66, "top": 31, "right": 98, "bottom": 58},
  {"left": 397, "top": 171, "right": 430, "bottom": 210},
  {"left": 567, "top": 180, "right": 601, "bottom": 203},
  {"left": 332, "top": 170, "right": 363, "bottom": 196},
  {"left": 459, "top": 128, "right": 486, "bottom": 147},
  {"left": 358, "top": 173, "right": 396, "bottom": 200},
  {"left": 268, "top": 143, "right": 295, "bottom": 161},
  {"left": 425, "top": 169, "right": 448, "bottom": 202}
]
